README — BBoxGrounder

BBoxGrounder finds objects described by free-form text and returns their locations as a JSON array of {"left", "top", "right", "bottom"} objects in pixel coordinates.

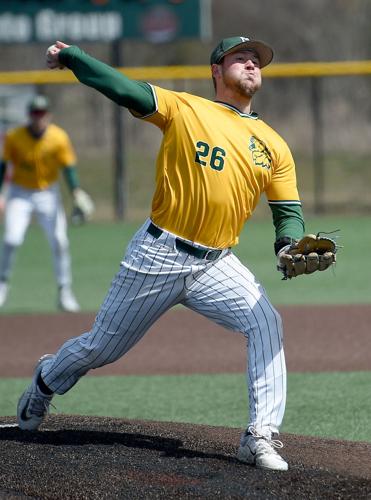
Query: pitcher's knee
[
  {"left": 243, "top": 305, "right": 283, "bottom": 342},
  {"left": 267, "top": 307, "right": 283, "bottom": 340}
]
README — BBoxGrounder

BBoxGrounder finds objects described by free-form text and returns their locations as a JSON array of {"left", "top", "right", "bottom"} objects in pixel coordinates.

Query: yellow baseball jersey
[
  {"left": 142, "top": 86, "right": 300, "bottom": 249},
  {"left": 3, "top": 124, "right": 76, "bottom": 190}
]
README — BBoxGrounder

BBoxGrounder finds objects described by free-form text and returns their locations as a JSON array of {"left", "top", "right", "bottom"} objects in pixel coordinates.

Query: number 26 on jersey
[{"left": 195, "top": 141, "right": 226, "bottom": 171}]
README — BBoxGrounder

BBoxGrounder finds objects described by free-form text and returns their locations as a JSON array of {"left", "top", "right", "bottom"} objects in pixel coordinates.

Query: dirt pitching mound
[{"left": 0, "top": 415, "right": 370, "bottom": 499}]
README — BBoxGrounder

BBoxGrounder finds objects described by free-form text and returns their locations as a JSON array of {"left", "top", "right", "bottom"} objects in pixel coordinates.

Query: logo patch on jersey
[{"left": 248, "top": 136, "right": 272, "bottom": 170}]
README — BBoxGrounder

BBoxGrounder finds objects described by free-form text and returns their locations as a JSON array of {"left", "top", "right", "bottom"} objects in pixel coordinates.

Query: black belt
[{"left": 147, "top": 222, "right": 224, "bottom": 261}]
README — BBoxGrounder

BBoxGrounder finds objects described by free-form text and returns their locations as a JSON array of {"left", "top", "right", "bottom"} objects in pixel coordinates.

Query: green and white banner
[{"left": 0, "top": 0, "right": 211, "bottom": 43}]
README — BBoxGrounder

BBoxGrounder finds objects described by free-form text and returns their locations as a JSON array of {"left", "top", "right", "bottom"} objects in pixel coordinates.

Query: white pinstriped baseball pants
[{"left": 42, "top": 219, "right": 286, "bottom": 435}]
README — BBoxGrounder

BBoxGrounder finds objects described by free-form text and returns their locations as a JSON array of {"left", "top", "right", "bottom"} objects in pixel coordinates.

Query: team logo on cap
[
  {"left": 248, "top": 136, "right": 272, "bottom": 170},
  {"left": 240, "top": 37, "right": 250, "bottom": 42}
]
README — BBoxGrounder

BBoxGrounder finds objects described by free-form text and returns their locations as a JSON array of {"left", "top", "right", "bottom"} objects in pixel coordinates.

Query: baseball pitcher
[{"left": 17, "top": 37, "right": 336, "bottom": 471}]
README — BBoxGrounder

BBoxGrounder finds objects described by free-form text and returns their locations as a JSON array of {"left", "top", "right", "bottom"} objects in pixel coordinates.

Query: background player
[
  {"left": 0, "top": 95, "right": 83, "bottom": 312},
  {"left": 17, "top": 37, "right": 323, "bottom": 471}
]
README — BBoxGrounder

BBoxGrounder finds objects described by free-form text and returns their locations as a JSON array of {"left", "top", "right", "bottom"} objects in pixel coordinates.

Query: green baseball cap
[
  {"left": 28, "top": 95, "right": 50, "bottom": 113},
  {"left": 210, "top": 36, "right": 273, "bottom": 68}
]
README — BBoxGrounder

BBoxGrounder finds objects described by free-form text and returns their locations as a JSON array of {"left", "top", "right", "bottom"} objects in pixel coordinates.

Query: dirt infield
[
  {"left": 1, "top": 304, "right": 371, "bottom": 377},
  {"left": 0, "top": 305, "right": 371, "bottom": 498}
]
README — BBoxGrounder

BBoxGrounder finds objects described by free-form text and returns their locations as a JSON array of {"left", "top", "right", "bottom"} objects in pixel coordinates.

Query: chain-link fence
[{"left": 1, "top": 55, "right": 371, "bottom": 221}]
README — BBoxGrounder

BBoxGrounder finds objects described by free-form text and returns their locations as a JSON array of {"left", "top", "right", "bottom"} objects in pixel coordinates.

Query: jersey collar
[{"left": 214, "top": 101, "right": 259, "bottom": 119}]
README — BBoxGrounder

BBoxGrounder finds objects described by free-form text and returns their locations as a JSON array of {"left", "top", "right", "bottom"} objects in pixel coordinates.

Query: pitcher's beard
[
  {"left": 221, "top": 71, "right": 261, "bottom": 99},
  {"left": 234, "top": 78, "right": 261, "bottom": 98}
]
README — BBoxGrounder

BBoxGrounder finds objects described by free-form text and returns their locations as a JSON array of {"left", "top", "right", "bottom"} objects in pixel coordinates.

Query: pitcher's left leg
[{"left": 183, "top": 252, "right": 286, "bottom": 435}]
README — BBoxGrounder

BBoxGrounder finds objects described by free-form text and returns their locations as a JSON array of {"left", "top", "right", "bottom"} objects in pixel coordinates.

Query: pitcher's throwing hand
[{"left": 46, "top": 41, "right": 70, "bottom": 69}]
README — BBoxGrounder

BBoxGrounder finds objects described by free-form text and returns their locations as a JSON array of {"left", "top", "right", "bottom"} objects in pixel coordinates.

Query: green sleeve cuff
[
  {"left": 269, "top": 202, "right": 305, "bottom": 253},
  {"left": 63, "top": 166, "right": 80, "bottom": 192},
  {"left": 59, "top": 46, "right": 156, "bottom": 116}
]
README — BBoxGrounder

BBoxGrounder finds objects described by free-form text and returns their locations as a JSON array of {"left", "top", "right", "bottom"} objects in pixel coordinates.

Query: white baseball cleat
[
  {"left": 58, "top": 285, "right": 80, "bottom": 312},
  {"left": 0, "top": 281, "right": 9, "bottom": 307},
  {"left": 17, "top": 354, "right": 55, "bottom": 431},
  {"left": 237, "top": 426, "right": 288, "bottom": 471}
]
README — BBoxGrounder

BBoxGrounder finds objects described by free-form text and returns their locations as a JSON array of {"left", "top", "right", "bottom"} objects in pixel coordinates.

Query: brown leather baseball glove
[{"left": 277, "top": 233, "right": 338, "bottom": 280}]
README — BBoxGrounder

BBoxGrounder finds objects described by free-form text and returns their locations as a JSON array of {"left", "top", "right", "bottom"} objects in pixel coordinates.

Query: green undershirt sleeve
[
  {"left": 59, "top": 46, "right": 156, "bottom": 116},
  {"left": 63, "top": 166, "right": 80, "bottom": 192},
  {"left": 269, "top": 203, "right": 305, "bottom": 254}
]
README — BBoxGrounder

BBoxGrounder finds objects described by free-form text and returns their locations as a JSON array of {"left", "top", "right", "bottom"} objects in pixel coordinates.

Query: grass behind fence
[{"left": 69, "top": 151, "right": 371, "bottom": 222}]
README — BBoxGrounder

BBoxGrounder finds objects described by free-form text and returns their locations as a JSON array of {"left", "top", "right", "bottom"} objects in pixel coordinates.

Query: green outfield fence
[{"left": 1, "top": 60, "right": 371, "bottom": 220}]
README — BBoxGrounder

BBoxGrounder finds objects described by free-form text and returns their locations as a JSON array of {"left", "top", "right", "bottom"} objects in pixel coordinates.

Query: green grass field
[
  {"left": 1, "top": 372, "right": 370, "bottom": 442},
  {"left": 0, "top": 214, "right": 370, "bottom": 313},
  {"left": 0, "top": 215, "right": 370, "bottom": 442}
]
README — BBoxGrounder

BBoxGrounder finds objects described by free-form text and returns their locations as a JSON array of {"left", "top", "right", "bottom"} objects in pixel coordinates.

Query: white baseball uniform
[{"left": 0, "top": 123, "right": 76, "bottom": 288}]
